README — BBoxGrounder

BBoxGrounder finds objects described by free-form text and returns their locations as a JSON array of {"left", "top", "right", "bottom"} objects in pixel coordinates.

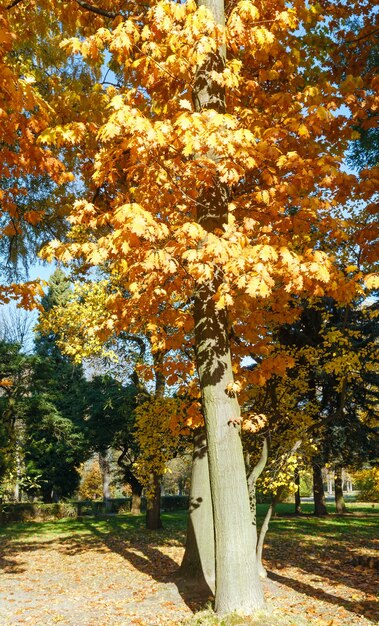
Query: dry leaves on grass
[{"left": 0, "top": 513, "right": 378, "bottom": 625}]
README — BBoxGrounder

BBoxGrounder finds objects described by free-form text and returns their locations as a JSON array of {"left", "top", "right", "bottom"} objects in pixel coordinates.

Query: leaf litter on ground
[{"left": 0, "top": 507, "right": 377, "bottom": 625}]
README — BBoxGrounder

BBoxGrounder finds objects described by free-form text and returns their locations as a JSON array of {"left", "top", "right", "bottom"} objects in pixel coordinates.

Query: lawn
[{"left": 0, "top": 502, "right": 377, "bottom": 625}]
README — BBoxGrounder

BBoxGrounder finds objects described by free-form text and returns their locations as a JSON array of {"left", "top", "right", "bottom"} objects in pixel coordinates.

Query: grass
[
  {"left": 1, "top": 501, "right": 377, "bottom": 543},
  {"left": 1, "top": 501, "right": 377, "bottom": 626}
]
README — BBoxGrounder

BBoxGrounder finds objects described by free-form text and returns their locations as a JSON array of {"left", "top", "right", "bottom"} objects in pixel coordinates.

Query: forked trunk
[
  {"left": 192, "top": 0, "right": 264, "bottom": 613},
  {"left": 118, "top": 459, "right": 144, "bottom": 515},
  {"left": 180, "top": 428, "right": 215, "bottom": 594},
  {"left": 126, "top": 469, "right": 144, "bottom": 515},
  {"left": 313, "top": 464, "right": 328, "bottom": 516},
  {"left": 146, "top": 472, "right": 162, "bottom": 530},
  {"left": 334, "top": 466, "right": 346, "bottom": 514}
]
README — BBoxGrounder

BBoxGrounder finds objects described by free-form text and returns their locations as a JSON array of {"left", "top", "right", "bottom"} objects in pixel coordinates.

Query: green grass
[
  {"left": 0, "top": 501, "right": 377, "bottom": 543},
  {"left": 1, "top": 502, "right": 377, "bottom": 626},
  {"left": 0, "top": 509, "right": 188, "bottom": 542}
]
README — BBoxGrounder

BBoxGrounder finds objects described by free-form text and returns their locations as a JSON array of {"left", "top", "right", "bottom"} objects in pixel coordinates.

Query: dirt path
[{"left": 0, "top": 521, "right": 377, "bottom": 625}]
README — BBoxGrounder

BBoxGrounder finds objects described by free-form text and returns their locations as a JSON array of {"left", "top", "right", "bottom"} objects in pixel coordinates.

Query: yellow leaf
[{"left": 365, "top": 274, "right": 379, "bottom": 289}]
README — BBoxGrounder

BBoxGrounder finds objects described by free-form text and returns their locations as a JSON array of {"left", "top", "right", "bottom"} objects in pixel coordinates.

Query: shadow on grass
[{"left": 1, "top": 509, "right": 378, "bottom": 621}]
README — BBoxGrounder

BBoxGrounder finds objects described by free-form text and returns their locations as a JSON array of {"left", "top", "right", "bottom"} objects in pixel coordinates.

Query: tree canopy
[{"left": 0, "top": 0, "right": 378, "bottom": 616}]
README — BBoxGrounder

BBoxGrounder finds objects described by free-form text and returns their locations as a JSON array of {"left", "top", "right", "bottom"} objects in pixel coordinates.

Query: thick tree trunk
[
  {"left": 146, "top": 472, "right": 162, "bottom": 530},
  {"left": 313, "top": 464, "right": 328, "bottom": 516},
  {"left": 117, "top": 457, "right": 144, "bottom": 515},
  {"left": 180, "top": 428, "right": 215, "bottom": 594},
  {"left": 334, "top": 466, "right": 346, "bottom": 514},
  {"left": 131, "top": 482, "right": 143, "bottom": 515},
  {"left": 294, "top": 468, "right": 301, "bottom": 515},
  {"left": 99, "top": 451, "right": 111, "bottom": 511},
  {"left": 192, "top": 0, "right": 265, "bottom": 613}
]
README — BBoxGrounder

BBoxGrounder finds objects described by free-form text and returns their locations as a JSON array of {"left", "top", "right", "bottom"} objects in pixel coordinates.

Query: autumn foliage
[{"left": 0, "top": 0, "right": 378, "bottom": 616}]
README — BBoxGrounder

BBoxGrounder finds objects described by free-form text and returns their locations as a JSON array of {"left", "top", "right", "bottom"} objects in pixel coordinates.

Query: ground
[{"left": 0, "top": 503, "right": 377, "bottom": 625}]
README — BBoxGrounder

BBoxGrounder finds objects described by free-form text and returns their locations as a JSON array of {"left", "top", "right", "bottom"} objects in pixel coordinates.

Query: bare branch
[
  {"left": 74, "top": 0, "right": 119, "bottom": 18},
  {"left": 6, "top": 0, "right": 25, "bottom": 8},
  {"left": 345, "top": 27, "right": 379, "bottom": 45}
]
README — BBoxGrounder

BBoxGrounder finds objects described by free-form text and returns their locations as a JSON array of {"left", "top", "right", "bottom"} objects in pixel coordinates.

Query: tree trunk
[
  {"left": 180, "top": 428, "right": 215, "bottom": 594},
  {"left": 313, "top": 464, "right": 328, "bottom": 516},
  {"left": 247, "top": 437, "right": 268, "bottom": 554},
  {"left": 334, "top": 466, "right": 346, "bottom": 514},
  {"left": 194, "top": 262, "right": 265, "bottom": 613},
  {"left": 192, "top": 0, "right": 265, "bottom": 613},
  {"left": 146, "top": 472, "right": 162, "bottom": 530},
  {"left": 131, "top": 480, "right": 143, "bottom": 514},
  {"left": 99, "top": 450, "right": 112, "bottom": 511},
  {"left": 256, "top": 496, "right": 278, "bottom": 578},
  {"left": 117, "top": 455, "right": 144, "bottom": 515},
  {"left": 294, "top": 468, "right": 301, "bottom": 515}
]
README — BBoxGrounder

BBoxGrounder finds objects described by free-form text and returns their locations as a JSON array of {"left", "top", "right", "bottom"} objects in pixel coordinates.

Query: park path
[{"left": 0, "top": 519, "right": 378, "bottom": 625}]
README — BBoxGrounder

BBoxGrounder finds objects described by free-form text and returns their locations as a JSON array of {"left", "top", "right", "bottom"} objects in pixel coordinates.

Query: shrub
[
  {"left": 78, "top": 460, "right": 103, "bottom": 500},
  {"left": 353, "top": 467, "right": 379, "bottom": 502},
  {"left": 0, "top": 502, "right": 77, "bottom": 523}
]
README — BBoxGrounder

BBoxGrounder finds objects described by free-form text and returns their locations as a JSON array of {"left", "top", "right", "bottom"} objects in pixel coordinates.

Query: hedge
[{"left": 0, "top": 495, "right": 190, "bottom": 524}]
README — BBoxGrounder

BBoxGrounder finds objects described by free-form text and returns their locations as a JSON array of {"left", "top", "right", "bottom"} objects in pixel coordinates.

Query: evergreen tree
[
  {"left": 22, "top": 269, "right": 89, "bottom": 501},
  {"left": 85, "top": 374, "right": 142, "bottom": 511},
  {"left": 0, "top": 340, "right": 32, "bottom": 489}
]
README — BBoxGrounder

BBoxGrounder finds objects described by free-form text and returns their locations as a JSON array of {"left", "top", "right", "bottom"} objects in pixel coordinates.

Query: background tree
[
  {"left": 20, "top": 269, "right": 89, "bottom": 501},
  {"left": 0, "top": 340, "right": 32, "bottom": 498}
]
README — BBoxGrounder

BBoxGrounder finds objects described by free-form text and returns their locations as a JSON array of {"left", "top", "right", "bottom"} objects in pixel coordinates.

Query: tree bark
[
  {"left": 256, "top": 496, "right": 278, "bottom": 578},
  {"left": 194, "top": 297, "right": 265, "bottom": 613},
  {"left": 117, "top": 457, "right": 144, "bottom": 515},
  {"left": 99, "top": 450, "right": 111, "bottom": 511},
  {"left": 192, "top": 0, "right": 265, "bottom": 613},
  {"left": 313, "top": 464, "right": 328, "bottom": 516},
  {"left": 247, "top": 438, "right": 268, "bottom": 551},
  {"left": 180, "top": 428, "right": 215, "bottom": 594},
  {"left": 146, "top": 472, "right": 162, "bottom": 530},
  {"left": 294, "top": 468, "right": 301, "bottom": 515},
  {"left": 131, "top": 482, "right": 143, "bottom": 515},
  {"left": 334, "top": 466, "right": 346, "bottom": 514}
]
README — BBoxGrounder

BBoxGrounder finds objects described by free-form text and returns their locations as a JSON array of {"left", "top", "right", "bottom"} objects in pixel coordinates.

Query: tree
[
  {"left": 275, "top": 295, "right": 379, "bottom": 514},
  {"left": 21, "top": 269, "right": 89, "bottom": 501},
  {"left": 23, "top": 395, "right": 86, "bottom": 502},
  {"left": 85, "top": 373, "right": 142, "bottom": 512},
  {"left": 6, "top": 0, "right": 379, "bottom": 615},
  {"left": 0, "top": 340, "right": 32, "bottom": 496}
]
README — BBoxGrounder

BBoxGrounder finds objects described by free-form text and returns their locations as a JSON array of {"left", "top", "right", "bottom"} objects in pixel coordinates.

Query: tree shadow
[
  {"left": 262, "top": 516, "right": 379, "bottom": 624},
  {"left": 0, "top": 552, "right": 26, "bottom": 574},
  {"left": 267, "top": 570, "right": 379, "bottom": 622},
  {"left": 83, "top": 521, "right": 210, "bottom": 612}
]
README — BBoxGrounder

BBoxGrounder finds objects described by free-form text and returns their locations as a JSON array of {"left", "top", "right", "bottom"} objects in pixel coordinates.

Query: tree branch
[
  {"left": 247, "top": 437, "right": 268, "bottom": 494},
  {"left": 74, "top": 0, "right": 119, "bottom": 18},
  {"left": 6, "top": 0, "right": 25, "bottom": 8},
  {"left": 345, "top": 27, "right": 379, "bottom": 45}
]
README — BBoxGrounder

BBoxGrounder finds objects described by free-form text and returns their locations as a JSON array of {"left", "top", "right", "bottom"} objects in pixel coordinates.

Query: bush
[
  {"left": 161, "top": 495, "right": 189, "bottom": 511},
  {"left": 0, "top": 502, "right": 77, "bottom": 523},
  {"left": 0, "top": 495, "right": 190, "bottom": 524},
  {"left": 353, "top": 468, "right": 379, "bottom": 502},
  {"left": 78, "top": 460, "right": 103, "bottom": 500},
  {"left": 300, "top": 471, "right": 313, "bottom": 497}
]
